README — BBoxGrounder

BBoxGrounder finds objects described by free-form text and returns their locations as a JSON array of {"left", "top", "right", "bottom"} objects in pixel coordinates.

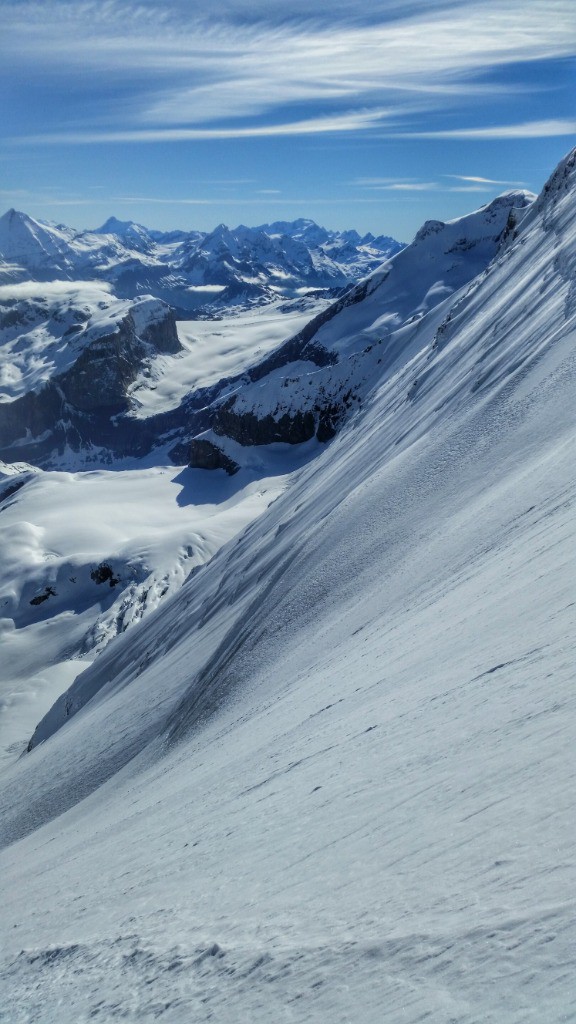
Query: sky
[{"left": 1, "top": 0, "right": 575, "bottom": 241}]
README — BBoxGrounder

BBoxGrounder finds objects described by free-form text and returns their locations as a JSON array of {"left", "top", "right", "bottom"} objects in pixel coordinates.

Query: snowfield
[
  {"left": 0, "top": 449, "right": 316, "bottom": 772},
  {"left": 129, "top": 300, "right": 331, "bottom": 417},
  {"left": 0, "top": 150, "right": 575, "bottom": 1023}
]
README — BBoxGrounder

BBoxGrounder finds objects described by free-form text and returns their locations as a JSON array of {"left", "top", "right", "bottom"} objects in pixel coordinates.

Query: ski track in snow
[{"left": 0, "top": 154, "right": 575, "bottom": 1023}]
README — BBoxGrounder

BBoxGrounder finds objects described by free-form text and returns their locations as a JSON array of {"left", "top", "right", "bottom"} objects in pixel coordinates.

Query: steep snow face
[
  {"left": 0, "top": 155, "right": 573, "bottom": 1022},
  {"left": 0, "top": 209, "right": 78, "bottom": 277},
  {"left": 201, "top": 190, "right": 536, "bottom": 450},
  {"left": 0, "top": 209, "right": 163, "bottom": 284},
  {"left": 309, "top": 190, "right": 536, "bottom": 359}
]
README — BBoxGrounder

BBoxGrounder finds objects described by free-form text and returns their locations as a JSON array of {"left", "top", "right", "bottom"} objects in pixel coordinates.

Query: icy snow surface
[{"left": 0, "top": 156, "right": 575, "bottom": 1022}]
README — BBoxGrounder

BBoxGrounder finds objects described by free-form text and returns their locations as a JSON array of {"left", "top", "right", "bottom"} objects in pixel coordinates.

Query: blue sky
[{"left": 1, "top": 0, "right": 575, "bottom": 240}]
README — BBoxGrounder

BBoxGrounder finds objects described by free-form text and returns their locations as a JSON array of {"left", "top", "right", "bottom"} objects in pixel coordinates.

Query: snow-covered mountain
[
  {"left": 92, "top": 216, "right": 156, "bottom": 253},
  {"left": 0, "top": 210, "right": 403, "bottom": 313},
  {"left": 0, "top": 149, "right": 574, "bottom": 1023},
  {"left": 0, "top": 281, "right": 181, "bottom": 464},
  {"left": 0, "top": 208, "right": 81, "bottom": 279},
  {"left": 0, "top": 209, "right": 167, "bottom": 299},
  {"left": 172, "top": 221, "right": 352, "bottom": 298},
  {"left": 183, "top": 189, "right": 535, "bottom": 465},
  {"left": 259, "top": 216, "right": 402, "bottom": 278}
]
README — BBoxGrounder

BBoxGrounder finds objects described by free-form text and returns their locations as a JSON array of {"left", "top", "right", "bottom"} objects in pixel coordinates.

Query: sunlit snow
[{"left": 0, "top": 153, "right": 574, "bottom": 1024}]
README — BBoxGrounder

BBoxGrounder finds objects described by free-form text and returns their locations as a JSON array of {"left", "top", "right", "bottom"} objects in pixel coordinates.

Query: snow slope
[{"left": 0, "top": 151, "right": 574, "bottom": 1023}]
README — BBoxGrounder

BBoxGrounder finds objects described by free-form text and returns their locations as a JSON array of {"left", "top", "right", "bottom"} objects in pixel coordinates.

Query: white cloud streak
[
  {"left": 392, "top": 119, "right": 576, "bottom": 138},
  {"left": 445, "top": 174, "right": 527, "bottom": 184},
  {"left": 373, "top": 182, "right": 439, "bottom": 191},
  {"left": 356, "top": 183, "right": 519, "bottom": 194},
  {"left": 14, "top": 110, "right": 394, "bottom": 145},
  {"left": 2, "top": 1, "right": 575, "bottom": 142}
]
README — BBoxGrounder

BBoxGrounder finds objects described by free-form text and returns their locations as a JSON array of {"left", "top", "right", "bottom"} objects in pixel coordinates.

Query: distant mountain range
[{"left": 0, "top": 209, "right": 403, "bottom": 314}]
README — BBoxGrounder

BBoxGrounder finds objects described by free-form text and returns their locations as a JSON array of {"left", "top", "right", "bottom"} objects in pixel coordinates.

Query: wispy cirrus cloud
[
  {"left": 2, "top": 1, "right": 575, "bottom": 144},
  {"left": 445, "top": 174, "right": 527, "bottom": 185},
  {"left": 14, "top": 109, "right": 396, "bottom": 145},
  {"left": 352, "top": 176, "right": 530, "bottom": 194},
  {"left": 391, "top": 118, "right": 576, "bottom": 139},
  {"left": 365, "top": 182, "right": 439, "bottom": 191}
]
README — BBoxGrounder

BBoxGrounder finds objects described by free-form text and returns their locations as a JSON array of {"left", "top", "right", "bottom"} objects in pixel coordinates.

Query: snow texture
[{"left": 0, "top": 152, "right": 575, "bottom": 1023}]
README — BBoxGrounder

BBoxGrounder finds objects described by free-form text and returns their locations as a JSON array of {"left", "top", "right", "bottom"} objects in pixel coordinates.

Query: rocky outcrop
[
  {"left": 58, "top": 318, "right": 147, "bottom": 413},
  {"left": 213, "top": 402, "right": 317, "bottom": 447},
  {"left": 211, "top": 389, "right": 351, "bottom": 448},
  {"left": 188, "top": 438, "right": 239, "bottom": 475},
  {"left": 129, "top": 302, "right": 181, "bottom": 355},
  {"left": 0, "top": 298, "right": 181, "bottom": 464}
]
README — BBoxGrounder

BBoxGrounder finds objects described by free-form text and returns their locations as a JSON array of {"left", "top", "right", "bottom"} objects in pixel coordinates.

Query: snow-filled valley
[
  {"left": 131, "top": 302, "right": 333, "bottom": 416},
  {"left": 0, "top": 150, "right": 575, "bottom": 1023}
]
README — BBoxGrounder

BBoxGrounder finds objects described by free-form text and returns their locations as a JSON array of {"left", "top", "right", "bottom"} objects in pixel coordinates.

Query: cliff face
[{"left": 0, "top": 290, "right": 181, "bottom": 464}]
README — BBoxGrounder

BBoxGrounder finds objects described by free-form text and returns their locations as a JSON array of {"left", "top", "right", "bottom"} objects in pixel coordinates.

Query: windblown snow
[{"left": 0, "top": 153, "right": 574, "bottom": 1024}]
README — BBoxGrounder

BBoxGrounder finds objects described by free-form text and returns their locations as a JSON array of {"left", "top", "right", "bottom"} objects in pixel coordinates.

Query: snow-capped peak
[
  {"left": 94, "top": 216, "right": 149, "bottom": 237},
  {"left": 0, "top": 208, "right": 76, "bottom": 263}
]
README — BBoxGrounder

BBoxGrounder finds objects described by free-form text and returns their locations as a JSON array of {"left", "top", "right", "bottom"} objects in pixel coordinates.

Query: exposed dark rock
[
  {"left": 188, "top": 438, "right": 239, "bottom": 475},
  {"left": 131, "top": 309, "right": 181, "bottom": 355},
  {"left": 0, "top": 303, "right": 182, "bottom": 464},
  {"left": 213, "top": 401, "right": 316, "bottom": 447},
  {"left": 0, "top": 473, "right": 33, "bottom": 505},
  {"left": 90, "top": 563, "right": 120, "bottom": 587},
  {"left": 0, "top": 383, "right": 63, "bottom": 449},
  {"left": 59, "top": 319, "right": 145, "bottom": 413},
  {"left": 30, "top": 586, "right": 57, "bottom": 606},
  {"left": 316, "top": 408, "right": 340, "bottom": 442}
]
